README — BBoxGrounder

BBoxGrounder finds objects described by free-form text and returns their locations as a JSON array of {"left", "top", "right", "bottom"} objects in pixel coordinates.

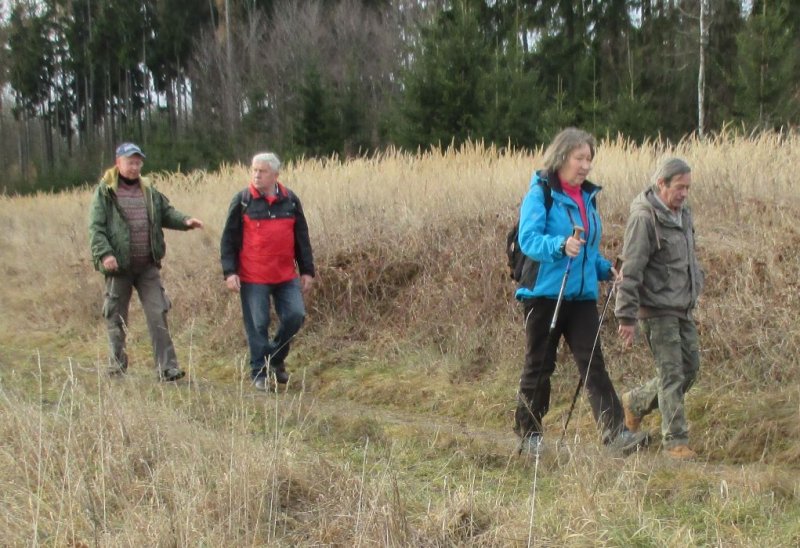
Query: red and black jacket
[{"left": 220, "top": 183, "right": 315, "bottom": 284}]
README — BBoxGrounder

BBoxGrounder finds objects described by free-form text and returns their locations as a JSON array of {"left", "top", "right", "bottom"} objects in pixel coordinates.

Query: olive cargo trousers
[
  {"left": 102, "top": 264, "right": 179, "bottom": 374},
  {"left": 625, "top": 315, "right": 700, "bottom": 449}
]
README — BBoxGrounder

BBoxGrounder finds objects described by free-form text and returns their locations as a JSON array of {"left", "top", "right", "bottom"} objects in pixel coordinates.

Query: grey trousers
[
  {"left": 102, "top": 264, "right": 178, "bottom": 373},
  {"left": 626, "top": 315, "right": 700, "bottom": 449}
]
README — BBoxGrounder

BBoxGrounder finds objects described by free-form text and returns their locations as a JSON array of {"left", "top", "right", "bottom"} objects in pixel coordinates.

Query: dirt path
[{"left": 1, "top": 344, "right": 517, "bottom": 453}]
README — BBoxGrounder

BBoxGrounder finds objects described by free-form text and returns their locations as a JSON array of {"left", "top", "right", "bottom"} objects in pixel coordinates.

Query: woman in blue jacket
[{"left": 514, "top": 128, "right": 648, "bottom": 456}]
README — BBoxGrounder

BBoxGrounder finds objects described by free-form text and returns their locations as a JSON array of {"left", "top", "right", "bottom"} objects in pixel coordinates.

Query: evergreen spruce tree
[
  {"left": 295, "top": 63, "right": 341, "bottom": 157},
  {"left": 393, "top": 2, "right": 490, "bottom": 149},
  {"left": 705, "top": 0, "right": 742, "bottom": 130},
  {"left": 736, "top": 0, "right": 800, "bottom": 127}
]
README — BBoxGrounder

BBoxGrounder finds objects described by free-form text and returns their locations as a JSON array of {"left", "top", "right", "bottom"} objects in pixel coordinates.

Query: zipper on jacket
[
  {"left": 562, "top": 205, "right": 587, "bottom": 298},
  {"left": 579, "top": 252, "right": 587, "bottom": 297},
  {"left": 589, "top": 209, "right": 598, "bottom": 248},
  {"left": 585, "top": 189, "right": 602, "bottom": 296}
]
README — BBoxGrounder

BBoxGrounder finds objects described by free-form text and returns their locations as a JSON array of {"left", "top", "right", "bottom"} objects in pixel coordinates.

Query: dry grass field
[{"left": 1, "top": 132, "right": 799, "bottom": 546}]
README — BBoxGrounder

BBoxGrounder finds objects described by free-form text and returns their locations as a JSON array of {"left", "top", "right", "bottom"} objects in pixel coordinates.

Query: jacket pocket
[
  {"left": 643, "top": 264, "right": 669, "bottom": 293},
  {"left": 695, "top": 265, "right": 706, "bottom": 297},
  {"left": 660, "top": 232, "right": 689, "bottom": 267}
]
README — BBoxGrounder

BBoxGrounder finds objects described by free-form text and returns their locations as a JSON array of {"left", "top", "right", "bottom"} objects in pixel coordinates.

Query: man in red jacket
[{"left": 220, "top": 152, "right": 315, "bottom": 390}]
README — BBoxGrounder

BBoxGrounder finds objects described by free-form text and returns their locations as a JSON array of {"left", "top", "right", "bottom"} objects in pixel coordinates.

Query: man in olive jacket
[
  {"left": 89, "top": 142, "right": 204, "bottom": 381},
  {"left": 615, "top": 157, "right": 705, "bottom": 460}
]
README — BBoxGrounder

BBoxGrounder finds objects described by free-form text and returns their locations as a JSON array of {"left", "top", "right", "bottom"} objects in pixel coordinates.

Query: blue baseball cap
[{"left": 115, "top": 142, "right": 146, "bottom": 158}]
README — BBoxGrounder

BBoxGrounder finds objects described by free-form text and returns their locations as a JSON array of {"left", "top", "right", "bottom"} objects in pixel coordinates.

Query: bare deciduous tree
[{"left": 260, "top": 0, "right": 407, "bottom": 152}]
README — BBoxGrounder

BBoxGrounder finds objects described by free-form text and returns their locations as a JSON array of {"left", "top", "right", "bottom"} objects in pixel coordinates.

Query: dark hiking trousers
[{"left": 515, "top": 298, "right": 624, "bottom": 440}]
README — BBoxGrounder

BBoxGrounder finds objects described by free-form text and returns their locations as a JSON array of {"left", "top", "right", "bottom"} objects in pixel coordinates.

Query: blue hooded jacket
[{"left": 515, "top": 171, "right": 613, "bottom": 301}]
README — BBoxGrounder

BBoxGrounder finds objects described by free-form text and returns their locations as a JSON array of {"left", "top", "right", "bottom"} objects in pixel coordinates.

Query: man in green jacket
[
  {"left": 615, "top": 157, "right": 705, "bottom": 460},
  {"left": 88, "top": 142, "right": 204, "bottom": 381}
]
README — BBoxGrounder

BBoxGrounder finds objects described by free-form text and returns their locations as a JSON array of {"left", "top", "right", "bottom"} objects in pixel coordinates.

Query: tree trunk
[
  {"left": 107, "top": 64, "right": 116, "bottom": 149},
  {"left": 84, "top": 73, "right": 93, "bottom": 147},
  {"left": 43, "top": 112, "right": 54, "bottom": 171},
  {"left": 698, "top": 0, "right": 709, "bottom": 137},
  {"left": 225, "top": 0, "right": 233, "bottom": 69},
  {"left": 758, "top": 0, "right": 767, "bottom": 125},
  {"left": 17, "top": 114, "right": 27, "bottom": 182}
]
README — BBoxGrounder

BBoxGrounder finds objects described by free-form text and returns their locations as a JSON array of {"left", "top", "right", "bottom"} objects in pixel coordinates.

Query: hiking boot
[
  {"left": 253, "top": 377, "right": 268, "bottom": 391},
  {"left": 609, "top": 428, "right": 650, "bottom": 456},
  {"left": 519, "top": 434, "right": 544, "bottom": 457},
  {"left": 666, "top": 444, "right": 697, "bottom": 460},
  {"left": 270, "top": 363, "right": 289, "bottom": 384},
  {"left": 159, "top": 367, "right": 185, "bottom": 382},
  {"left": 621, "top": 391, "right": 642, "bottom": 433}
]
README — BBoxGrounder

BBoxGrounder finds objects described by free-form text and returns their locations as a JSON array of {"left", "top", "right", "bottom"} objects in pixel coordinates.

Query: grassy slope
[{"left": 1, "top": 135, "right": 799, "bottom": 546}]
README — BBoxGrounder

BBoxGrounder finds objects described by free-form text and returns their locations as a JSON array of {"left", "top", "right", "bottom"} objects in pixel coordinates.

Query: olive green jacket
[
  {"left": 615, "top": 186, "right": 705, "bottom": 324},
  {"left": 88, "top": 167, "right": 190, "bottom": 275}
]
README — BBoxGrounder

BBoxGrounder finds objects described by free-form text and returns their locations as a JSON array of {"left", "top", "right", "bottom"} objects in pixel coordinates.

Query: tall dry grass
[
  {"left": 4, "top": 133, "right": 797, "bottom": 381},
  {"left": 1, "top": 132, "right": 799, "bottom": 545}
]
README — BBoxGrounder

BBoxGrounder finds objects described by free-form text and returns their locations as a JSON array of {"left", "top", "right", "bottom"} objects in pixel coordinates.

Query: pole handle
[
  {"left": 606, "top": 256, "right": 624, "bottom": 298},
  {"left": 571, "top": 226, "right": 584, "bottom": 239}
]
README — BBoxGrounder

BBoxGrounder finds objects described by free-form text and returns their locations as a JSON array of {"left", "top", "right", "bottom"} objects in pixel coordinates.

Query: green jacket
[
  {"left": 88, "top": 167, "right": 190, "bottom": 275},
  {"left": 615, "top": 186, "right": 705, "bottom": 324}
]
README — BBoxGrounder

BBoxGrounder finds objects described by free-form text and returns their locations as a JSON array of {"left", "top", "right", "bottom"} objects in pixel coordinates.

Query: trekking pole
[
  {"left": 549, "top": 226, "right": 585, "bottom": 332},
  {"left": 559, "top": 256, "right": 623, "bottom": 445}
]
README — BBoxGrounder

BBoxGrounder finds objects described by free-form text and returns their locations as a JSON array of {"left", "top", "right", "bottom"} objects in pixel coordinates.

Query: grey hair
[
  {"left": 652, "top": 157, "right": 691, "bottom": 186},
  {"left": 251, "top": 152, "right": 281, "bottom": 172},
  {"left": 541, "top": 128, "right": 596, "bottom": 173}
]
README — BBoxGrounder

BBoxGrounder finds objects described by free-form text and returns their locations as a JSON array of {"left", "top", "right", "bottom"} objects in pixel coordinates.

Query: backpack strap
[
  {"left": 239, "top": 188, "right": 251, "bottom": 219},
  {"left": 543, "top": 183, "right": 553, "bottom": 212},
  {"left": 536, "top": 170, "right": 554, "bottom": 213},
  {"left": 648, "top": 205, "right": 662, "bottom": 250}
]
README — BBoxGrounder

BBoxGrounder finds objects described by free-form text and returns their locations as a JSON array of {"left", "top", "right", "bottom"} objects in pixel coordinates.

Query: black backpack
[{"left": 506, "top": 181, "right": 552, "bottom": 283}]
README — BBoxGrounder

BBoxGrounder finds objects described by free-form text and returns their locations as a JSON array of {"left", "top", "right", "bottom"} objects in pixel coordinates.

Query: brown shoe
[
  {"left": 666, "top": 445, "right": 697, "bottom": 460},
  {"left": 621, "top": 392, "right": 641, "bottom": 433}
]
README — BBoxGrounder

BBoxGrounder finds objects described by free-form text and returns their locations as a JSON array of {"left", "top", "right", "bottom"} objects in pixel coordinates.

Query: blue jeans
[{"left": 240, "top": 279, "right": 306, "bottom": 379}]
